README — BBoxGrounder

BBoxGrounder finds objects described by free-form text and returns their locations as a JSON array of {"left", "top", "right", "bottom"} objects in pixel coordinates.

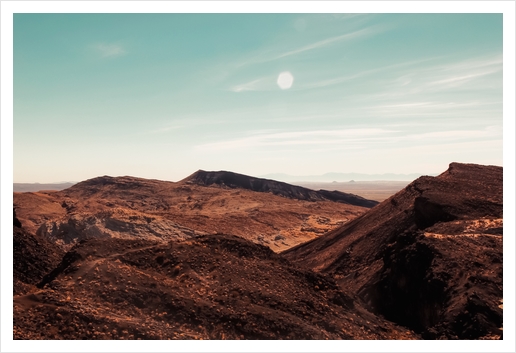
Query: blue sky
[{"left": 13, "top": 13, "right": 503, "bottom": 182}]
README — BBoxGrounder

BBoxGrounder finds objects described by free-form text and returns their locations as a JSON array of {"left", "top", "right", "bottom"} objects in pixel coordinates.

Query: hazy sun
[{"left": 277, "top": 71, "right": 294, "bottom": 90}]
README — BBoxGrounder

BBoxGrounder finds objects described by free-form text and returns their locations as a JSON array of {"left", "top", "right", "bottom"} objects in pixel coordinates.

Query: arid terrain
[{"left": 13, "top": 163, "right": 502, "bottom": 340}]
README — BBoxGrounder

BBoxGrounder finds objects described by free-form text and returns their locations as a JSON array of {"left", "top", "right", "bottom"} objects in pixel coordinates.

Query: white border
[
  {"left": 2, "top": 1, "right": 515, "bottom": 352},
  {"left": 0, "top": 1, "right": 515, "bottom": 14}
]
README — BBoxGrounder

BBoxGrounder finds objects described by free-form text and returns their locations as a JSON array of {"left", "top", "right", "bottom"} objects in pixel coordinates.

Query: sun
[{"left": 277, "top": 71, "right": 294, "bottom": 90}]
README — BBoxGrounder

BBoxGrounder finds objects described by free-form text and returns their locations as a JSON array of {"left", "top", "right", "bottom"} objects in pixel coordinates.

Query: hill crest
[{"left": 183, "top": 170, "right": 378, "bottom": 208}]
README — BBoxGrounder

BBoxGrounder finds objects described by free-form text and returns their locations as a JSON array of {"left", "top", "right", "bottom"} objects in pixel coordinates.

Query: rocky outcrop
[{"left": 35, "top": 211, "right": 205, "bottom": 249}]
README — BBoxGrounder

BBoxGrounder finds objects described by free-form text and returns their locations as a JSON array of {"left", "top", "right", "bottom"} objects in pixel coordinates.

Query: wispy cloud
[
  {"left": 94, "top": 43, "right": 126, "bottom": 58},
  {"left": 236, "top": 25, "right": 386, "bottom": 68},
  {"left": 404, "top": 127, "right": 500, "bottom": 141},
  {"left": 232, "top": 56, "right": 434, "bottom": 95},
  {"left": 148, "top": 124, "right": 183, "bottom": 134},
  {"left": 343, "top": 54, "right": 503, "bottom": 107},
  {"left": 365, "top": 99, "right": 502, "bottom": 122},
  {"left": 299, "top": 57, "right": 440, "bottom": 90},
  {"left": 196, "top": 128, "right": 397, "bottom": 151},
  {"left": 435, "top": 56, "right": 502, "bottom": 73},
  {"left": 230, "top": 78, "right": 268, "bottom": 92},
  {"left": 273, "top": 27, "right": 375, "bottom": 61},
  {"left": 195, "top": 124, "right": 501, "bottom": 153},
  {"left": 427, "top": 68, "right": 500, "bottom": 88},
  {"left": 407, "top": 55, "right": 502, "bottom": 91},
  {"left": 376, "top": 102, "right": 434, "bottom": 109},
  {"left": 145, "top": 111, "right": 243, "bottom": 135}
]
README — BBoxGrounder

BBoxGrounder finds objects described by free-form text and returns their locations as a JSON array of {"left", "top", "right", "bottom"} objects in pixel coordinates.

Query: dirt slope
[
  {"left": 284, "top": 163, "right": 503, "bottom": 339},
  {"left": 14, "top": 235, "right": 418, "bottom": 340}
]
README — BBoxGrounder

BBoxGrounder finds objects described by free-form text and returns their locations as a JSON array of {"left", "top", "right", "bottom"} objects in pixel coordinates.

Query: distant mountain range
[
  {"left": 260, "top": 172, "right": 435, "bottom": 182},
  {"left": 13, "top": 182, "right": 76, "bottom": 192},
  {"left": 13, "top": 171, "right": 435, "bottom": 192}
]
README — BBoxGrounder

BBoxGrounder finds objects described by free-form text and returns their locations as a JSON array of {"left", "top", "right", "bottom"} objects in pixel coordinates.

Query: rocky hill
[
  {"left": 284, "top": 163, "right": 503, "bottom": 339},
  {"left": 183, "top": 170, "right": 379, "bottom": 208}
]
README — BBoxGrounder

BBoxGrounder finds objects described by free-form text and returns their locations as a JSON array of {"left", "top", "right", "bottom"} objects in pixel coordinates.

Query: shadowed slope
[
  {"left": 14, "top": 235, "right": 418, "bottom": 340},
  {"left": 13, "top": 210, "right": 64, "bottom": 295}
]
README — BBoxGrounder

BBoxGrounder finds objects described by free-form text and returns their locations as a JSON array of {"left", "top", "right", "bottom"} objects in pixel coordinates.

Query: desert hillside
[{"left": 14, "top": 171, "right": 375, "bottom": 253}]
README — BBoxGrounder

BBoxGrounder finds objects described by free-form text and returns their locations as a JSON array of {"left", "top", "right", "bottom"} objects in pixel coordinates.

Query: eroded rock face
[
  {"left": 284, "top": 163, "right": 503, "bottom": 339},
  {"left": 35, "top": 211, "right": 204, "bottom": 249},
  {"left": 362, "top": 227, "right": 502, "bottom": 339},
  {"left": 359, "top": 231, "right": 445, "bottom": 332}
]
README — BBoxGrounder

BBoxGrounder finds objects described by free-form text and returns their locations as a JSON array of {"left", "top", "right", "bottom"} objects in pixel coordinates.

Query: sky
[{"left": 13, "top": 13, "right": 503, "bottom": 183}]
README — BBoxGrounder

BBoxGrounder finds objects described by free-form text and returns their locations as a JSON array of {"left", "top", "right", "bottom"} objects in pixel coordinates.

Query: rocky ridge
[{"left": 284, "top": 163, "right": 503, "bottom": 339}]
